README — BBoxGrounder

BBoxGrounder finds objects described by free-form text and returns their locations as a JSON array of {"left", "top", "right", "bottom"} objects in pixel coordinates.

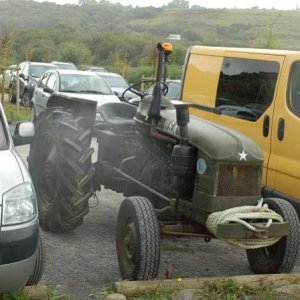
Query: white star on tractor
[{"left": 239, "top": 150, "right": 248, "bottom": 161}]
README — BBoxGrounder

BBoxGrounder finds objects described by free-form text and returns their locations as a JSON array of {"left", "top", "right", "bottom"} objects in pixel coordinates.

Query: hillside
[
  {"left": 1, "top": 0, "right": 300, "bottom": 81},
  {"left": 1, "top": 0, "right": 300, "bottom": 48}
]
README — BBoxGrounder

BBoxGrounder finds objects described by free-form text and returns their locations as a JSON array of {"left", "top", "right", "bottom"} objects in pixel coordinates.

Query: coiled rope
[{"left": 206, "top": 199, "right": 284, "bottom": 249}]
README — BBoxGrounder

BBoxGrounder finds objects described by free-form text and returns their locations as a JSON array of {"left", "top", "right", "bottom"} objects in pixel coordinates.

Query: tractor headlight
[{"left": 2, "top": 183, "right": 37, "bottom": 225}]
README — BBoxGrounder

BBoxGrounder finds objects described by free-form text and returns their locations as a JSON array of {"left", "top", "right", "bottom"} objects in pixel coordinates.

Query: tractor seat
[{"left": 99, "top": 102, "right": 137, "bottom": 127}]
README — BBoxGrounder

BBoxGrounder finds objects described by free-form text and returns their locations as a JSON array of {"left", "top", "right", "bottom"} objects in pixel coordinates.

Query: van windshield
[{"left": 0, "top": 113, "right": 8, "bottom": 149}]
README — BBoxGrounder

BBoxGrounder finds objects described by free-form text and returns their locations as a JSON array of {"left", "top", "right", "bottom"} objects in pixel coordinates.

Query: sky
[{"left": 33, "top": 0, "right": 300, "bottom": 10}]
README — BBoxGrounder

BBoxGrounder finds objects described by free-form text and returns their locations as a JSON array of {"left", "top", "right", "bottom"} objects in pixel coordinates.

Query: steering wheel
[{"left": 121, "top": 80, "right": 169, "bottom": 103}]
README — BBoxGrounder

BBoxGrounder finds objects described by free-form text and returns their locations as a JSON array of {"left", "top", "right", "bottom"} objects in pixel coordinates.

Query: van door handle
[
  {"left": 263, "top": 115, "right": 270, "bottom": 137},
  {"left": 277, "top": 118, "right": 285, "bottom": 141}
]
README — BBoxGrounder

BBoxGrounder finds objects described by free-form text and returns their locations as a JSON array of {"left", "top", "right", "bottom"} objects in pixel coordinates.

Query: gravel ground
[{"left": 15, "top": 143, "right": 300, "bottom": 300}]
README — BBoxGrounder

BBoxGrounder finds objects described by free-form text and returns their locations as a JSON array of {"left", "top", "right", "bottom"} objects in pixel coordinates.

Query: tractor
[{"left": 29, "top": 43, "right": 299, "bottom": 280}]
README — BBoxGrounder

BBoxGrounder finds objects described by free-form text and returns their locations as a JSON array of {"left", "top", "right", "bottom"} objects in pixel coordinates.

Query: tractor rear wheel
[
  {"left": 116, "top": 196, "right": 160, "bottom": 280},
  {"left": 29, "top": 108, "right": 94, "bottom": 232},
  {"left": 246, "top": 198, "right": 300, "bottom": 273}
]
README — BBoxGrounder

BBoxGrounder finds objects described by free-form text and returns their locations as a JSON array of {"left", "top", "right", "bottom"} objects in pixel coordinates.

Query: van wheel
[
  {"left": 116, "top": 196, "right": 160, "bottom": 280},
  {"left": 26, "top": 236, "right": 45, "bottom": 286},
  {"left": 28, "top": 108, "right": 94, "bottom": 232},
  {"left": 246, "top": 198, "right": 300, "bottom": 273}
]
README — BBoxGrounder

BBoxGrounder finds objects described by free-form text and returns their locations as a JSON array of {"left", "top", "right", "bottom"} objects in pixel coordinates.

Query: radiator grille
[{"left": 217, "top": 164, "right": 261, "bottom": 196}]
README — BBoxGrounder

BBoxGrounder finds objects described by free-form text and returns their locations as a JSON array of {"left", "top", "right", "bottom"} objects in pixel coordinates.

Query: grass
[
  {"left": 129, "top": 279, "right": 282, "bottom": 300},
  {"left": 199, "top": 279, "right": 279, "bottom": 300},
  {"left": 0, "top": 289, "right": 32, "bottom": 300},
  {"left": 0, "top": 286, "right": 59, "bottom": 300},
  {"left": 2, "top": 101, "right": 31, "bottom": 123}
]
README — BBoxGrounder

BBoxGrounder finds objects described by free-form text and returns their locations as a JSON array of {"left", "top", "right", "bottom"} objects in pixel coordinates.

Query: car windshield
[
  {"left": 54, "top": 63, "right": 77, "bottom": 70},
  {"left": 0, "top": 112, "right": 8, "bottom": 149},
  {"left": 102, "top": 75, "right": 129, "bottom": 88},
  {"left": 30, "top": 65, "right": 56, "bottom": 78},
  {"left": 59, "top": 74, "right": 113, "bottom": 95}
]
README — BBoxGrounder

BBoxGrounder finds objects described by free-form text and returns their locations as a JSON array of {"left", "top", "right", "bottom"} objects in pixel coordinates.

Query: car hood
[
  {"left": 58, "top": 92, "right": 120, "bottom": 107},
  {"left": 111, "top": 87, "right": 136, "bottom": 99},
  {"left": 0, "top": 150, "right": 24, "bottom": 197}
]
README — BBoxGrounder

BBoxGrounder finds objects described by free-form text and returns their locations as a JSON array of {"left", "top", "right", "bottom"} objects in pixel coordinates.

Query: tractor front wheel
[
  {"left": 116, "top": 196, "right": 160, "bottom": 280},
  {"left": 246, "top": 198, "right": 300, "bottom": 273}
]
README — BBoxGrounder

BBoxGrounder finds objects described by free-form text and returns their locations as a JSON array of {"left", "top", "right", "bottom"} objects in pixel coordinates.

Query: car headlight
[
  {"left": 95, "top": 111, "right": 103, "bottom": 122},
  {"left": 2, "top": 183, "right": 37, "bottom": 225}
]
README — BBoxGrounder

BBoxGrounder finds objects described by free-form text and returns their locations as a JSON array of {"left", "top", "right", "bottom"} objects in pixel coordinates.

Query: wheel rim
[
  {"left": 122, "top": 218, "right": 137, "bottom": 269},
  {"left": 261, "top": 242, "right": 279, "bottom": 260},
  {"left": 36, "top": 134, "right": 60, "bottom": 206},
  {"left": 22, "top": 91, "right": 30, "bottom": 106}
]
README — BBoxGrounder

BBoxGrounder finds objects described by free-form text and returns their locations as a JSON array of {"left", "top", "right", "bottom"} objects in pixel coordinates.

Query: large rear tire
[
  {"left": 29, "top": 109, "right": 94, "bottom": 232},
  {"left": 246, "top": 198, "right": 300, "bottom": 273},
  {"left": 116, "top": 196, "right": 160, "bottom": 280}
]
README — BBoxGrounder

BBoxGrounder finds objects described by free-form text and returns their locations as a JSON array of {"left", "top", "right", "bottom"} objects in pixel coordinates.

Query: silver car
[
  {"left": 96, "top": 71, "right": 137, "bottom": 101},
  {"left": 0, "top": 103, "right": 44, "bottom": 292},
  {"left": 31, "top": 70, "right": 120, "bottom": 123}
]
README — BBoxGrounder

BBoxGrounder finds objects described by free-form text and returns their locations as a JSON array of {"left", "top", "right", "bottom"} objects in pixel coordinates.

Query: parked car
[
  {"left": 0, "top": 103, "right": 44, "bottom": 292},
  {"left": 129, "top": 79, "right": 181, "bottom": 104},
  {"left": 0, "top": 65, "right": 17, "bottom": 91},
  {"left": 96, "top": 72, "right": 136, "bottom": 100},
  {"left": 31, "top": 70, "right": 120, "bottom": 124},
  {"left": 10, "top": 62, "right": 58, "bottom": 106},
  {"left": 51, "top": 61, "right": 77, "bottom": 70},
  {"left": 88, "top": 66, "right": 107, "bottom": 72}
]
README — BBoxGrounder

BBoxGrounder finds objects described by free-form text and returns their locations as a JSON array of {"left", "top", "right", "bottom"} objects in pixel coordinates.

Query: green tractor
[{"left": 29, "top": 43, "right": 299, "bottom": 280}]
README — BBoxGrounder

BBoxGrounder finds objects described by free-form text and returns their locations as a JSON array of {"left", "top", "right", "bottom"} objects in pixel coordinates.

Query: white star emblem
[{"left": 239, "top": 150, "right": 248, "bottom": 161}]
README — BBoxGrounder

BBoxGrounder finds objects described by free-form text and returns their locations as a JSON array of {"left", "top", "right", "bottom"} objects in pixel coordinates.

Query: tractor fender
[{"left": 47, "top": 92, "right": 97, "bottom": 128}]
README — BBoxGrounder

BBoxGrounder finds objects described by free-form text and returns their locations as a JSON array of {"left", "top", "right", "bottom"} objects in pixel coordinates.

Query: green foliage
[
  {"left": 129, "top": 280, "right": 280, "bottom": 300},
  {"left": 166, "top": 0, "right": 189, "bottom": 9},
  {"left": 1, "top": 0, "right": 299, "bottom": 81},
  {"left": 0, "top": 289, "right": 32, "bottom": 300},
  {"left": 59, "top": 41, "right": 91, "bottom": 65},
  {"left": 3, "top": 102, "right": 30, "bottom": 122},
  {"left": 200, "top": 279, "right": 279, "bottom": 300},
  {"left": 254, "top": 13, "right": 281, "bottom": 49},
  {"left": 126, "top": 66, "right": 155, "bottom": 83},
  {"left": 133, "top": 289, "right": 171, "bottom": 300}
]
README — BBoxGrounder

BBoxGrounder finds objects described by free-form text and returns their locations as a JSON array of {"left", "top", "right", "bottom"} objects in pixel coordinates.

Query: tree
[
  {"left": 59, "top": 42, "right": 91, "bottom": 65},
  {"left": 254, "top": 13, "right": 281, "bottom": 49},
  {"left": 0, "top": 27, "right": 15, "bottom": 104},
  {"left": 166, "top": 0, "right": 189, "bottom": 8},
  {"left": 79, "top": 0, "right": 97, "bottom": 5}
]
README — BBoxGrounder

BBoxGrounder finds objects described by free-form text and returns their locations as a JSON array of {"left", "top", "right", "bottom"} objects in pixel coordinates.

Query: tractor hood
[
  {"left": 136, "top": 97, "right": 263, "bottom": 163},
  {"left": 158, "top": 109, "right": 263, "bottom": 163}
]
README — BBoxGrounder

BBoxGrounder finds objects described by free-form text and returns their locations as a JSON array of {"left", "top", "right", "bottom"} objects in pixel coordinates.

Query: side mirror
[
  {"left": 19, "top": 73, "right": 27, "bottom": 80},
  {"left": 43, "top": 87, "right": 54, "bottom": 94},
  {"left": 13, "top": 122, "right": 35, "bottom": 146},
  {"left": 113, "top": 91, "right": 119, "bottom": 96}
]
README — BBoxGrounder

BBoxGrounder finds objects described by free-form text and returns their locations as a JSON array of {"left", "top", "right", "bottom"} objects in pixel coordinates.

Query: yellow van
[{"left": 181, "top": 46, "right": 300, "bottom": 212}]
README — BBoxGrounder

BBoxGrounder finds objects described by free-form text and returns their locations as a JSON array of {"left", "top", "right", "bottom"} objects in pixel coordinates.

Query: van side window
[
  {"left": 288, "top": 63, "right": 300, "bottom": 117},
  {"left": 216, "top": 58, "right": 279, "bottom": 121}
]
